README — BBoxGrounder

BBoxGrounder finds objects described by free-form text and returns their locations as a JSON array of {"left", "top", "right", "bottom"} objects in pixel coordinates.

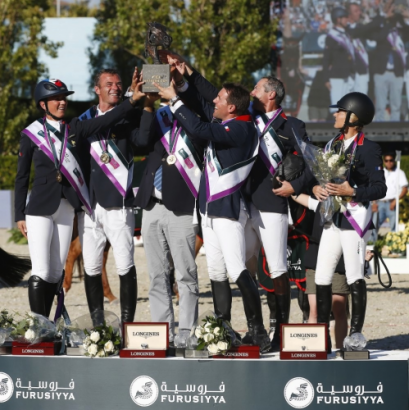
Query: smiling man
[
  {"left": 244, "top": 76, "right": 311, "bottom": 350},
  {"left": 77, "top": 68, "right": 145, "bottom": 324}
]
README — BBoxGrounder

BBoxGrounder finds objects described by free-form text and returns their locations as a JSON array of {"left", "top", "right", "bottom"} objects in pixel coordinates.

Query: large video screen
[{"left": 271, "top": 0, "right": 409, "bottom": 123}]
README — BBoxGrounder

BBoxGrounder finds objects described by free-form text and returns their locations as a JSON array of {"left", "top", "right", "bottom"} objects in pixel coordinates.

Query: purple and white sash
[
  {"left": 387, "top": 29, "right": 406, "bottom": 68},
  {"left": 325, "top": 133, "right": 372, "bottom": 237},
  {"left": 22, "top": 119, "right": 92, "bottom": 215},
  {"left": 205, "top": 118, "right": 259, "bottom": 202},
  {"left": 328, "top": 28, "right": 355, "bottom": 60},
  {"left": 249, "top": 104, "right": 285, "bottom": 175},
  {"left": 352, "top": 38, "right": 369, "bottom": 68},
  {"left": 157, "top": 106, "right": 201, "bottom": 198},
  {"left": 88, "top": 135, "right": 134, "bottom": 198}
]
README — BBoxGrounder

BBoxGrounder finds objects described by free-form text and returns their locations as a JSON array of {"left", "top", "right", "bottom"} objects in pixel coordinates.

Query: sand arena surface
[{"left": 1, "top": 228, "right": 408, "bottom": 350}]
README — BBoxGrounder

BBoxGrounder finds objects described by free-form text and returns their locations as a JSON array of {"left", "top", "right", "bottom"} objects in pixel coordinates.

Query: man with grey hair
[{"left": 245, "top": 76, "right": 311, "bottom": 350}]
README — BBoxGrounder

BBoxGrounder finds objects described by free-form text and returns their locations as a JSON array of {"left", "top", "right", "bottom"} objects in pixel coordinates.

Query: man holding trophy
[{"left": 153, "top": 55, "right": 271, "bottom": 353}]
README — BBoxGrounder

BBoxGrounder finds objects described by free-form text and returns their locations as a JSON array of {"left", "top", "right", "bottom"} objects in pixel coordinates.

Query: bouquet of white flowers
[
  {"left": 10, "top": 312, "right": 56, "bottom": 344},
  {"left": 63, "top": 311, "right": 121, "bottom": 358},
  {"left": 295, "top": 133, "right": 352, "bottom": 223},
  {"left": 188, "top": 312, "right": 236, "bottom": 356}
]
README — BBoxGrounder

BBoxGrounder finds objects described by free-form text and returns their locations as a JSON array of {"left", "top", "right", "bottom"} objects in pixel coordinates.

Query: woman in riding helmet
[
  {"left": 312, "top": 92, "right": 386, "bottom": 352},
  {"left": 15, "top": 78, "right": 143, "bottom": 319}
]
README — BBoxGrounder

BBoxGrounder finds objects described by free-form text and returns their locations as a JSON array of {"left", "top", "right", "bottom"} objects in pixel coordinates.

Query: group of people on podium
[{"left": 15, "top": 49, "right": 386, "bottom": 353}]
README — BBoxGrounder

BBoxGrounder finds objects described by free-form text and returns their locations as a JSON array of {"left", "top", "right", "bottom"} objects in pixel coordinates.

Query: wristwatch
[
  {"left": 352, "top": 188, "right": 357, "bottom": 197},
  {"left": 169, "top": 95, "right": 180, "bottom": 107}
]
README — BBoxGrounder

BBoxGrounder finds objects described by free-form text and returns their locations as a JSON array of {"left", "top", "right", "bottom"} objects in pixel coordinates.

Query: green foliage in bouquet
[
  {"left": 82, "top": 322, "right": 121, "bottom": 358},
  {"left": 10, "top": 313, "right": 39, "bottom": 342},
  {"left": 194, "top": 316, "right": 232, "bottom": 356},
  {"left": 7, "top": 228, "right": 28, "bottom": 245},
  {"left": 0, "top": 310, "right": 15, "bottom": 329}
]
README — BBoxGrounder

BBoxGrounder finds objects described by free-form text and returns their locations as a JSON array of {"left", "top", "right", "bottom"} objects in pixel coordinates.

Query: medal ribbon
[
  {"left": 95, "top": 112, "right": 111, "bottom": 155},
  {"left": 168, "top": 120, "right": 182, "bottom": 155},
  {"left": 42, "top": 118, "right": 68, "bottom": 175}
]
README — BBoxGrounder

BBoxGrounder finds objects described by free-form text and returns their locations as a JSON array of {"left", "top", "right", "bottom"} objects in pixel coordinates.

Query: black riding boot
[
  {"left": 120, "top": 266, "right": 137, "bottom": 323},
  {"left": 28, "top": 276, "right": 49, "bottom": 317},
  {"left": 210, "top": 280, "right": 232, "bottom": 321},
  {"left": 266, "top": 291, "right": 277, "bottom": 336},
  {"left": 298, "top": 288, "right": 310, "bottom": 323},
  {"left": 270, "top": 274, "right": 291, "bottom": 351},
  {"left": 316, "top": 284, "right": 332, "bottom": 353},
  {"left": 236, "top": 270, "right": 270, "bottom": 353},
  {"left": 349, "top": 279, "right": 367, "bottom": 335},
  {"left": 84, "top": 272, "right": 104, "bottom": 325}
]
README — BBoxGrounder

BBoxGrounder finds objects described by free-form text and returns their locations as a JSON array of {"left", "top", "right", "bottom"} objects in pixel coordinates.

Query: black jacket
[
  {"left": 246, "top": 112, "right": 312, "bottom": 214},
  {"left": 367, "top": 15, "right": 407, "bottom": 77},
  {"left": 134, "top": 107, "right": 205, "bottom": 215},
  {"left": 15, "top": 99, "right": 137, "bottom": 221},
  {"left": 322, "top": 28, "right": 356, "bottom": 82},
  {"left": 316, "top": 134, "right": 387, "bottom": 230},
  {"left": 347, "top": 23, "right": 370, "bottom": 75},
  {"left": 178, "top": 71, "right": 257, "bottom": 220},
  {"left": 78, "top": 104, "right": 145, "bottom": 208}
]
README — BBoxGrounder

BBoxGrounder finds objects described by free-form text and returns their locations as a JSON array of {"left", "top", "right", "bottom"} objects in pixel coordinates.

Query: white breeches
[
  {"left": 200, "top": 201, "right": 248, "bottom": 283},
  {"left": 78, "top": 203, "right": 135, "bottom": 276},
  {"left": 26, "top": 198, "right": 74, "bottom": 283},
  {"left": 315, "top": 223, "right": 370, "bottom": 286},
  {"left": 245, "top": 204, "right": 288, "bottom": 279}
]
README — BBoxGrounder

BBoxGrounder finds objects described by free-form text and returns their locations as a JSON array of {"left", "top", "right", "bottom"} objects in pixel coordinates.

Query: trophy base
[
  {"left": 0, "top": 342, "right": 12, "bottom": 355},
  {"left": 12, "top": 340, "right": 62, "bottom": 356},
  {"left": 167, "top": 346, "right": 185, "bottom": 357},
  {"left": 213, "top": 345, "right": 260, "bottom": 359},
  {"left": 66, "top": 346, "right": 86, "bottom": 356},
  {"left": 339, "top": 349, "right": 370, "bottom": 360},
  {"left": 184, "top": 349, "right": 209, "bottom": 359},
  {"left": 142, "top": 64, "right": 171, "bottom": 93},
  {"left": 119, "top": 348, "right": 166, "bottom": 358}
]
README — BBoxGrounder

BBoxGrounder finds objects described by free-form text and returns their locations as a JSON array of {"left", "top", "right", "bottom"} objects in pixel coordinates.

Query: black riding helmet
[
  {"left": 34, "top": 79, "right": 74, "bottom": 120},
  {"left": 330, "top": 92, "right": 375, "bottom": 130},
  {"left": 331, "top": 7, "right": 348, "bottom": 24}
]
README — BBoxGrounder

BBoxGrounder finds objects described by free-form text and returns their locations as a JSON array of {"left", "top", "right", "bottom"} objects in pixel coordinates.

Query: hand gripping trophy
[{"left": 142, "top": 22, "right": 173, "bottom": 92}]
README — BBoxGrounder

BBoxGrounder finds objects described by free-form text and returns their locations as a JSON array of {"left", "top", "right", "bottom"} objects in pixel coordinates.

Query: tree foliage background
[
  {"left": 0, "top": 0, "right": 61, "bottom": 155},
  {"left": 90, "top": 0, "right": 275, "bottom": 89}
]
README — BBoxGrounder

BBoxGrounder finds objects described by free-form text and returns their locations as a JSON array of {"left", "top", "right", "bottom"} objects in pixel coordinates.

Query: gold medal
[
  {"left": 100, "top": 151, "right": 110, "bottom": 164},
  {"left": 167, "top": 154, "right": 176, "bottom": 165},
  {"left": 56, "top": 171, "right": 62, "bottom": 183}
]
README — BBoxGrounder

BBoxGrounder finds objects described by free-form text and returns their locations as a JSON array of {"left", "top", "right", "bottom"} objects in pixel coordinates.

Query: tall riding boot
[
  {"left": 266, "top": 291, "right": 277, "bottom": 337},
  {"left": 28, "top": 276, "right": 48, "bottom": 317},
  {"left": 44, "top": 282, "right": 59, "bottom": 318},
  {"left": 120, "top": 266, "right": 137, "bottom": 323},
  {"left": 210, "top": 280, "right": 232, "bottom": 321},
  {"left": 236, "top": 270, "right": 270, "bottom": 353},
  {"left": 349, "top": 279, "right": 367, "bottom": 335},
  {"left": 84, "top": 272, "right": 104, "bottom": 325},
  {"left": 316, "top": 284, "right": 332, "bottom": 353},
  {"left": 270, "top": 273, "right": 291, "bottom": 351},
  {"left": 298, "top": 288, "right": 310, "bottom": 323}
]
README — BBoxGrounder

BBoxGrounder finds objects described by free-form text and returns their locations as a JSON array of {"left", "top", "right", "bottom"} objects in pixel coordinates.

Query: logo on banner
[
  {"left": 130, "top": 376, "right": 159, "bottom": 407},
  {"left": 0, "top": 372, "right": 14, "bottom": 403},
  {"left": 284, "top": 377, "right": 314, "bottom": 408}
]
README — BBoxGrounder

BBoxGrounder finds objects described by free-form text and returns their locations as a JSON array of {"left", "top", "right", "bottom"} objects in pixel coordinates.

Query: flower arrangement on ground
[
  {"left": 376, "top": 224, "right": 409, "bottom": 257},
  {"left": 0, "top": 310, "right": 15, "bottom": 345},
  {"left": 10, "top": 312, "right": 56, "bottom": 344},
  {"left": 82, "top": 322, "right": 121, "bottom": 358},
  {"left": 192, "top": 315, "right": 232, "bottom": 356}
]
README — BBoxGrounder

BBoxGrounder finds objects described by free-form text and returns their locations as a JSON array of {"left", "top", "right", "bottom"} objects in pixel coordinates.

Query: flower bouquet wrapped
[
  {"left": 63, "top": 310, "right": 121, "bottom": 358},
  {"left": 187, "top": 311, "right": 239, "bottom": 356},
  {"left": 295, "top": 133, "right": 351, "bottom": 223},
  {"left": 0, "top": 310, "right": 15, "bottom": 346},
  {"left": 10, "top": 312, "right": 56, "bottom": 344}
]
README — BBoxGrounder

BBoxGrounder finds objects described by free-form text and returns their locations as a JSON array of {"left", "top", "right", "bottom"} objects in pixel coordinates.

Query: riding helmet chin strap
[
  {"left": 44, "top": 100, "right": 62, "bottom": 122},
  {"left": 340, "top": 110, "right": 361, "bottom": 133}
]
